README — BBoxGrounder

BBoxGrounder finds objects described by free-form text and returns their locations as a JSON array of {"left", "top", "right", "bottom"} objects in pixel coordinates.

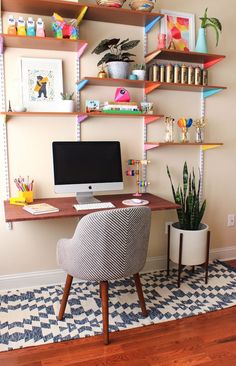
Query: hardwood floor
[{"left": 0, "top": 261, "right": 236, "bottom": 366}]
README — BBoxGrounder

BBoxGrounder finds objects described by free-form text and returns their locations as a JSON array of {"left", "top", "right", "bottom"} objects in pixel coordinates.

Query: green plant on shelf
[
  {"left": 200, "top": 8, "right": 222, "bottom": 46},
  {"left": 132, "top": 64, "right": 145, "bottom": 70},
  {"left": 60, "top": 92, "right": 74, "bottom": 100}
]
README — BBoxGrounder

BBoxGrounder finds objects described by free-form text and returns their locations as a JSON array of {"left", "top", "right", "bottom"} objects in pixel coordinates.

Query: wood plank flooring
[{"left": 0, "top": 260, "right": 236, "bottom": 366}]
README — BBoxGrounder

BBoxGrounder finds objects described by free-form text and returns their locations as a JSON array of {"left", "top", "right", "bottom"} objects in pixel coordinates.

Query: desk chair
[{"left": 57, "top": 206, "right": 151, "bottom": 345}]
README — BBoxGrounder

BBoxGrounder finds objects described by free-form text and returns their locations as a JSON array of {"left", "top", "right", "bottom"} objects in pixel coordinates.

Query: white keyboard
[{"left": 73, "top": 202, "right": 115, "bottom": 211}]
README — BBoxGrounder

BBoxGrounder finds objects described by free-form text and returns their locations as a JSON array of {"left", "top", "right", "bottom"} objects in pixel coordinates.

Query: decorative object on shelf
[
  {"left": 97, "top": 0, "right": 126, "bottom": 7},
  {"left": 129, "top": 0, "right": 155, "bottom": 12},
  {"left": 160, "top": 9, "right": 195, "bottom": 51},
  {"left": 86, "top": 100, "right": 100, "bottom": 113},
  {"left": 7, "top": 15, "right": 17, "bottom": 35},
  {"left": 168, "top": 38, "right": 176, "bottom": 50},
  {"left": 26, "top": 17, "right": 36, "bottom": 36},
  {"left": 177, "top": 117, "right": 193, "bottom": 143},
  {"left": 17, "top": 16, "right": 26, "bottom": 36},
  {"left": 8, "top": 100, "right": 12, "bottom": 112},
  {"left": 12, "top": 105, "right": 27, "bottom": 112},
  {"left": 14, "top": 176, "right": 34, "bottom": 203},
  {"left": 164, "top": 116, "right": 175, "bottom": 142},
  {"left": 20, "top": 57, "right": 63, "bottom": 112},
  {"left": 166, "top": 162, "right": 209, "bottom": 286},
  {"left": 51, "top": 13, "right": 79, "bottom": 40},
  {"left": 36, "top": 18, "right": 45, "bottom": 37},
  {"left": 128, "top": 74, "right": 138, "bottom": 80},
  {"left": 126, "top": 159, "right": 150, "bottom": 196},
  {"left": 157, "top": 33, "right": 166, "bottom": 50},
  {"left": 97, "top": 67, "right": 108, "bottom": 78},
  {"left": 115, "top": 87, "right": 130, "bottom": 102},
  {"left": 58, "top": 92, "right": 75, "bottom": 112},
  {"left": 195, "top": 8, "right": 222, "bottom": 53},
  {"left": 92, "top": 38, "right": 140, "bottom": 79},
  {"left": 140, "top": 102, "right": 153, "bottom": 114},
  {"left": 193, "top": 117, "right": 206, "bottom": 143},
  {"left": 132, "top": 64, "right": 146, "bottom": 80}
]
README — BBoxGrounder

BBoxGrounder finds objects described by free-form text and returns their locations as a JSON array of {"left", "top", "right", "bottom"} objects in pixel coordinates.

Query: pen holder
[{"left": 18, "top": 190, "right": 33, "bottom": 203}]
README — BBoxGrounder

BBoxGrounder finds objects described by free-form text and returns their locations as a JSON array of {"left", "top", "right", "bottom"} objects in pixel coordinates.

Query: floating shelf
[
  {"left": 145, "top": 81, "right": 227, "bottom": 94},
  {"left": 79, "top": 77, "right": 147, "bottom": 89},
  {"left": 145, "top": 49, "right": 226, "bottom": 69},
  {"left": 1, "top": 0, "right": 164, "bottom": 27},
  {"left": 144, "top": 142, "right": 223, "bottom": 151},
  {"left": 0, "top": 34, "right": 88, "bottom": 53}
]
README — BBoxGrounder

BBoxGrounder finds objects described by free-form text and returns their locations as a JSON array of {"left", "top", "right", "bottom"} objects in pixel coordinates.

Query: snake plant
[{"left": 167, "top": 162, "right": 206, "bottom": 230}]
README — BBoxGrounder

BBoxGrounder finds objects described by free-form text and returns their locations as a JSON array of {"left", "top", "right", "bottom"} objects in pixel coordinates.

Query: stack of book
[
  {"left": 23, "top": 203, "right": 59, "bottom": 215},
  {"left": 102, "top": 101, "right": 141, "bottom": 114}
]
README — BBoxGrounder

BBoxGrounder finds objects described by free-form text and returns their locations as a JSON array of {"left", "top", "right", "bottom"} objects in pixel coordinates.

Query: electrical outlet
[
  {"left": 165, "top": 221, "right": 173, "bottom": 234},
  {"left": 227, "top": 214, "right": 235, "bottom": 227}
]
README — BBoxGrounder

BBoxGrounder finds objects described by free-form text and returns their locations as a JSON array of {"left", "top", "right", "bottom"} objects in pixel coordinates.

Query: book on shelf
[
  {"left": 23, "top": 203, "right": 59, "bottom": 215},
  {"left": 102, "top": 109, "right": 142, "bottom": 114}
]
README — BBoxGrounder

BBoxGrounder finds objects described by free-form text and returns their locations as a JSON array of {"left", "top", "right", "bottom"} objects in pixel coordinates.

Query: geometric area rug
[{"left": 0, "top": 261, "right": 236, "bottom": 352}]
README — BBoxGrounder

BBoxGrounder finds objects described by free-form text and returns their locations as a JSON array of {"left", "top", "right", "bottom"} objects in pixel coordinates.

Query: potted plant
[
  {"left": 132, "top": 64, "right": 146, "bottom": 80},
  {"left": 59, "top": 92, "right": 74, "bottom": 112},
  {"left": 92, "top": 38, "right": 140, "bottom": 79},
  {"left": 195, "top": 8, "right": 222, "bottom": 53},
  {"left": 166, "top": 162, "right": 209, "bottom": 267}
]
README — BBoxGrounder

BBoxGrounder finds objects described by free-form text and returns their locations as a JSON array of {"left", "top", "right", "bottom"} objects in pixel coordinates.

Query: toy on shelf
[
  {"left": 115, "top": 87, "right": 130, "bottom": 102},
  {"left": 26, "top": 17, "right": 36, "bottom": 36},
  {"left": 7, "top": 15, "right": 17, "bottom": 35},
  {"left": 86, "top": 100, "right": 100, "bottom": 112},
  {"left": 164, "top": 116, "right": 175, "bottom": 142},
  {"left": 193, "top": 117, "right": 206, "bottom": 143},
  {"left": 177, "top": 117, "right": 193, "bottom": 143},
  {"left": 126, "top": 159, "right": 150, "bottom": 196},
  {"left": 51, "top": 13, "right": 79, "bottom": 40},
  {"left": 36, "top": 18, "right": 45, "bottom": 37},
  {"left": 17, "top": 16, "right": 26, "bottom": 36}
]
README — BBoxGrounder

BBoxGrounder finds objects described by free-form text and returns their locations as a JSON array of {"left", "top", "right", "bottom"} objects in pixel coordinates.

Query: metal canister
[
  {"left": 202, "top": 68, "right": 208, "bottom": 86},
  {"left": 194, "top": 66, "right": 202, "bottom": 85},
  {"left": 159, "top": 64, "right": 165, "bottom": 82},
  {"left": 187, "top": 65, "right": 194, "bottom": 84},
  {"left": 166, "top": 63, "right": 173, "bottom": 83},
  {"left": 148, "top": 65, "right": 153, "bottom": 81},
  {"left": 174, "top": 64, "right": 180, "bottom": 83},
  {"left": 152, "top": 64, "right": 159, "bottom": 82},
  {"left": 180, "top": 64, "right": 188, "bottom": 84}
]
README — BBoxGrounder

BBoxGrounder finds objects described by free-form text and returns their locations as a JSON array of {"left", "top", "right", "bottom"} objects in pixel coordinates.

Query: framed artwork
[
  {"left": 20, "top": 58, "right": 63, "bottom": 112},
  {"left": 160, "top": 10, "right": 195, "bottom": 52}
]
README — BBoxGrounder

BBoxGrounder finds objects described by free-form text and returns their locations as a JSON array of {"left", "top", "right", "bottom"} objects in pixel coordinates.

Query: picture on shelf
[
  {"left": 160, "top": 9, "right": 195, "bottom": 52},
  {"left": 20, "top": 57, "right": 63, "bottom": 112}
]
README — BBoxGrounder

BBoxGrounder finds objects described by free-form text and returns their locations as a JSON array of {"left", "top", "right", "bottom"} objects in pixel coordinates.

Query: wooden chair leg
[
  {"left": 58, "top": 274, "right": 73, "bottom": 321},
  {"left": 134, "top": 273, "right": 148, "bottom": 317},
  {"left": 100, "top": 281, "right": 109, "bottom": 345}
]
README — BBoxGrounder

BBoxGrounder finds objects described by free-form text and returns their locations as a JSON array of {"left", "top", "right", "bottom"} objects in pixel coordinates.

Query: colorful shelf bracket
[
  {"left": 0, "top": 35, "right": 3, "bottom": 55},
  {"left": 144, "top": 143, "right": 160, "bottom": 151},
  {"left": 76, "top": 79, "right": 89, "bottom": 91},
  {"left": 145, "top": 82, "right": 161, "bottom": 95},
  {"left": 203, "top": 88, "right": 223, "bottom": 98},
  {"left": 201, "top": 144, "right": 222, "bottom": 151},
  {"left": 145, "top": 49, "right": 161, "bottom": 64},
  {"left": 204, "top": 57, "right": 225, "bottom": 69},
  {"left": 77, "top": 41, "right": 88, "bottom": 59},
  {"left": 145, "top": 16, "right": 162, "bottom": 33},
  {"left": 144, "top": 115, "right": 162, "bottom": 125},
  {"left": 77, "top": 114, "right": 88, "bottom": 123}
]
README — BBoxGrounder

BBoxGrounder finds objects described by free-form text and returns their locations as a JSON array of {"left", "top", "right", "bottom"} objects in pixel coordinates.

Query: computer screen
[{"left": 52, "top": 141, "right": 123, "bottom": 203}]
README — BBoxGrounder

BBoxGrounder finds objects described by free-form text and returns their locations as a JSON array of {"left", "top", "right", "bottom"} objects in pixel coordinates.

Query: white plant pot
[
  {"left": 132, "top": 69, "right": 146, "bottom": 80},
  {"left": 57, "top": 100, "right": 74, "bottom": 112},
  {"left": 170, "top": 222, "right": 209, "bottom": 266},
  {"left": 107, "top": 61, "right": 129, "bottom": 79}
]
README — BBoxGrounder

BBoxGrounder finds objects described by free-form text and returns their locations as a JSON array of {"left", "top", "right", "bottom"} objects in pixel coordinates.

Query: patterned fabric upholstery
[{"left": 57, "top": 207, "right": 151, "bottom": 281}]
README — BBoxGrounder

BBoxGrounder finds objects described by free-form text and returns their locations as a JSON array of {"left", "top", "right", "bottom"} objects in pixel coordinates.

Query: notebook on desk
[{"left": 23, "top": 203, "right": 59, "bottom": 215}]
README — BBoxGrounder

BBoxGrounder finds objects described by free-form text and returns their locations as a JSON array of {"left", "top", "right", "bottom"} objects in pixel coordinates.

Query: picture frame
[
  {"left": 160, "top": 10, "right": 195, "bottom": 52},
  {"left": 20, "top": 57, "right": 63, "bottom": 112}
]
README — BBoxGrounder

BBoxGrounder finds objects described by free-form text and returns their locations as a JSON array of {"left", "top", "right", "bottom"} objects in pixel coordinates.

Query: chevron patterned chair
[{"left": 57, "top": 206, "right": 151, "bottom": 345}]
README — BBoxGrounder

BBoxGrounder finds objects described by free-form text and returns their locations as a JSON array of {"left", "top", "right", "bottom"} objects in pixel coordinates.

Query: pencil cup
[{"left": 18, "top": 191, "right": 33, "bottom": 203}]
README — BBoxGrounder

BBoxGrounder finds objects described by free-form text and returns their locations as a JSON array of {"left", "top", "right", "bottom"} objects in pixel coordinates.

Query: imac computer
[{"left": 52, "top": 141, "right": 123, "bottom": 204}]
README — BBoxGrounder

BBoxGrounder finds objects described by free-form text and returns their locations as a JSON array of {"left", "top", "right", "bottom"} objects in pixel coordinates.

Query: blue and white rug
[{"left": 1, "top": 261, "right": 236, "bottom": 351}]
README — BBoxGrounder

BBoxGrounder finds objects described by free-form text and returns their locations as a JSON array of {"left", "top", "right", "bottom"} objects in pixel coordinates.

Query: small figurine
[
  {"left": 193, "top": 118, "right": 206, "bottom": 143},
  {"left": 26, "top": 17, "right": 36, "bottom": 36},
  {"left": 17, "top": 16, "right": 26, "bottom": 36},
  {"left": 51, "top": 13, "right": 79, "bottom": 40},
  {"left": 7, "top": 15, "right": 17, "bottom": 35},
  {"left": 115, "top": 88, "right": 130, "bottom": 102},
  {"left": 36, "top": 18, "right": 45, "bottom": 37},
  {"left": 165, "top": 116, "right": 175, "bottom": 142}
]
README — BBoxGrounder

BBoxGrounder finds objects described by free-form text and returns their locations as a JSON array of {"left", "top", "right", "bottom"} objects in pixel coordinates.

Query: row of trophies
[{"left": 165, "top": 116, "right": 205, "bottom": 143}]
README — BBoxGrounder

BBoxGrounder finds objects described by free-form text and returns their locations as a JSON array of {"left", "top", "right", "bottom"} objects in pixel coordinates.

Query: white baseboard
[{"left": 1, "top": 245, "right": 236, "bottom": 290}]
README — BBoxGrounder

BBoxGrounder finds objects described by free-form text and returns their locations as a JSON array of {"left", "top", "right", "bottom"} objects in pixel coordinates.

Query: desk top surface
[{"left": 4, "top": 193, "right": 178, "bottom": 223}]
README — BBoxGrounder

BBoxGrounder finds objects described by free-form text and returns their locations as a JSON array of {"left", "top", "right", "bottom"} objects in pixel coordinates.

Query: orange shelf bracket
[
  {"left": 204, "top": 57, "right": 225, "bottom": 69},
  {"left": 145, "top": 82, "right": 161, "bottom": 95},
  {"left": 144, "top": 116, "right": 162, "bottom": 125},
  {"left": 145, "top": 49, "right": 162, "bottom": 64}
]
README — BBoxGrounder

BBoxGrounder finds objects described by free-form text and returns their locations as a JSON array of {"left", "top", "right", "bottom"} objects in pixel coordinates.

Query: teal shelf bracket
[
  {"left": 203, "top": 88, "right": 223, "bottom": 98},
  {"left": 76, "top": 79, "right": 88, "bottom": 92},
  {"left": 145, "top": 16, "right": 162, "bottom": 34}
]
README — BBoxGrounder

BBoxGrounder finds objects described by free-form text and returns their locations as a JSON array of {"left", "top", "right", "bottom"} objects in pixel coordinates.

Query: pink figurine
[{"left": 115, "top": 88, "right": 130, "bottom": 102}]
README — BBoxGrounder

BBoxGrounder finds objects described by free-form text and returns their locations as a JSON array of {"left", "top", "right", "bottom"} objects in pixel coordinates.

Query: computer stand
[{"left": 76, "top": 192, "right": 101, "bottom": 204}]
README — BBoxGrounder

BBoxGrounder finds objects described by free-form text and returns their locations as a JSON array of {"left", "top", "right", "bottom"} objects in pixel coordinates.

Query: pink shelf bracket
[
  {"left": 144, "top": 143, "right": 160, "bottom": 151},
  {"left": 77, "top": 114, "right": 88, "bottom": 123},
  {"left": 77, "top": 42, "right": 88, "bottom": 59}
]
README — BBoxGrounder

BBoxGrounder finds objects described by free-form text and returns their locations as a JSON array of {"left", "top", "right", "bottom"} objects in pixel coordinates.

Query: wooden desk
[{"left": 4, "top": 193, "right": 179, "bottom": 223}]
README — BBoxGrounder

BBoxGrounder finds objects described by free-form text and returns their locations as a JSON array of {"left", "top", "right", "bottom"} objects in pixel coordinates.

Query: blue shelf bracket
[
  {"left": 203, "top": 88, "right": 223, "bottom": 99},
  {"left": 145, "top": 16, "right": 162, "bottom": 34},
  {"left": 76, "top": 79, "right": 88, "bottom": 92}
]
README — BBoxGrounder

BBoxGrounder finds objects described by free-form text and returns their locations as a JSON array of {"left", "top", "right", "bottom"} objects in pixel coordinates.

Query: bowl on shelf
[
  {"left": 129, "top": 0, "right": 155, "bottom": 12},
  {"left": 96, "top": 0, "right": 126, "bottom": 8}
]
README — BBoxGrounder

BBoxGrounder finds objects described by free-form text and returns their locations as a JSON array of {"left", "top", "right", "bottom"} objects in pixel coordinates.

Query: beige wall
[{"left": 0, "top": 0, "right": 235, "bottom": 277}]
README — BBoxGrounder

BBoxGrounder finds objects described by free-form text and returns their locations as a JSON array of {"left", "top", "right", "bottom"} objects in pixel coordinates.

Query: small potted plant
[
  {"left": 195, "top": 8, "right": 222, "bottom": 53},
  {"left": 132, "top": 64, "right": 146, "bottom": 80},
  {"left": 92, "top": 38, "right": 140, "bottom": 79},
  {"left": 59, "top": 92, "right": 75, "bottom": 112},
  {"left": 166, "top": 162, "right": 209, "bottom": 267}
]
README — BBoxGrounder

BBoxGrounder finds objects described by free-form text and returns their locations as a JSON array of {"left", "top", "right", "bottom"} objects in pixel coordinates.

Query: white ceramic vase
[
  {"left": 107, "top": 61, "right": 129, "bottom": 79},
  {"left": 169, "top": 222, "right": 209, "bottom": 266},
  {"left": 57, "top": 100, "right": 74, "bottom": 112}
]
